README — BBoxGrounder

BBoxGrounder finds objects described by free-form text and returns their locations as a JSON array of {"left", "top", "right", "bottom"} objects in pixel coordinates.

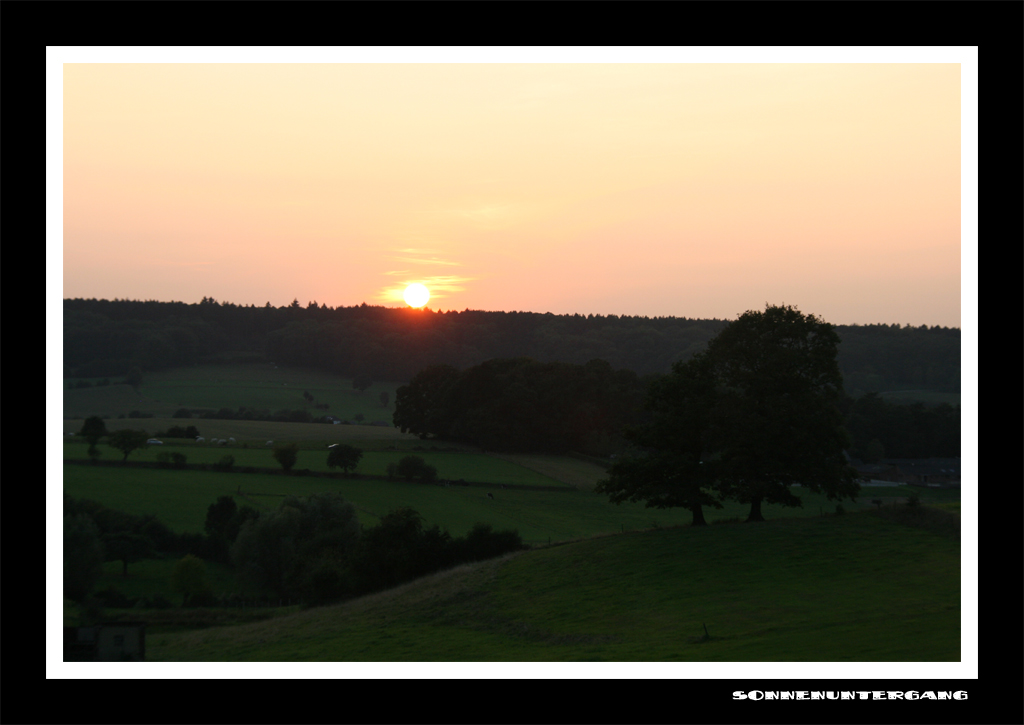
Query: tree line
[
  {"left": 64, "top": 491, "right": 525, "bottom": 611},
  {"left": 394, "top": 358, "right": 647, "bottom": 456},
  {"left": 63, "top": 298, "right": 960, "bottom": 394},
  {"left": 597, "top": 304, "right": 861, "bottom": 525}
]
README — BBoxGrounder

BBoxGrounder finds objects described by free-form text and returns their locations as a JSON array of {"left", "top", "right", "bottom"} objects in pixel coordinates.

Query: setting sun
[{"left": 403, "top": 283, "right": 430, "bottom": 308}]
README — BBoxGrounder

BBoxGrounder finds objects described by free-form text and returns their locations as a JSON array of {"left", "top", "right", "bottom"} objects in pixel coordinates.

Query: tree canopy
[
  {"left": 327, "top": 445, "right": 363, "bottom": 476},
  {"left": 706, "top": 305, "right": 859, "bottom": 521},
  {"left": 107, "top": 429, "right": 150, "bottom": 463},
  {"left": 596, "top": 352, "right": 721, "bottom": 525},
  {"left": 598, "top": 304, "right": 859, "bottom": 523}
]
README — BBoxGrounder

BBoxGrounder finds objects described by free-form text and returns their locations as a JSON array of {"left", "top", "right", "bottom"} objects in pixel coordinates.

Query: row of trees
[
  {"left": 597, "top": 305, "right": 860, "bottom": 524},
  {"left": 228, "top": 494, "right": 525, "bottom": 605},
  {"left": 842, "top": 393, "right": 959, "bottom": 460},
  {"left": 393, "top": 358, "right": 647, "bottom": 455},
  {"left": 64, "top": 298, "right": 960, "bottom": 393},
  {"left": 66, "top": 491, "right": 526, "bottom": 609},
  {"left": 64, "top": 494, "right": 225, "bottom": 602}
]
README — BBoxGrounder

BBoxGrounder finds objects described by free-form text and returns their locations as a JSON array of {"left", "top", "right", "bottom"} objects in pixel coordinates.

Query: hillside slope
[{"left": 148, "top": 510, "right": 960, "bottom": 662}]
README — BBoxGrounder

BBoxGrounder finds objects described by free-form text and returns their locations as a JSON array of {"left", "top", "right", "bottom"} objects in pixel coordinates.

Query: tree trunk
[
  {"left": 690, "top": 503, "right": 708, "bottom": 526},
  {"left": 746, "top": 497, "right": 765, "bottom": 522}
]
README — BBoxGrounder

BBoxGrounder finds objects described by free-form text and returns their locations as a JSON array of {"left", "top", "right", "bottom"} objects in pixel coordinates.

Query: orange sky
[{"left": 56, "top": 51, "right": 970, "bottom": 327}]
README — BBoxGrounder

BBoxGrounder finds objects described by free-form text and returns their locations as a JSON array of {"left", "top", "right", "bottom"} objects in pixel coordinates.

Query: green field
[
  {"left": 64, "top": 364, "right": 403, "bottom": 423},
  {"left": 63, "top": 442, "right": 572, "bottom": 487},
  {"left": 62, "top": 363, "right": 963, "bottom": 662},
  {"left": 146, "top": 510, "right": 960, "bottom": 661},
  {"left": 63, "top": 460, "right": 954, "bottom": 546}
]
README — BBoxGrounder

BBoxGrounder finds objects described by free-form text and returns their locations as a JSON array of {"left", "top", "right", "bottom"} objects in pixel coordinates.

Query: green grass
[
  {"left": 147, "top": 510, "right": 960, "bottom": 661},
  {"left": 64, "top": 363, "right": 404, "bottom": 422},
  {"left": 63, "top": 419, "right": 420, "bottom": 445},
  {"left": 64, "top": 463, "right": 946, "bottom": 547},
  {"left": 63, "top": 461, "right": 961, "bottom": 544},
  {"left": 63, "top": 442, "right": 572, "bottom": 488},
  {"left": 94, "top": 556, "right": 268, "bottom": 603}
]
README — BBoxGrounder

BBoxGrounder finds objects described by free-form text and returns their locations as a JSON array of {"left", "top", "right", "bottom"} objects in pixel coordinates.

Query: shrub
[
  {"left": 64, "top": 513, "right": 105, "bottom": 602},
  {"left": 231, "top": 493, "right": 360, "bottom": 598},
  {"left": 273, "top": 443, "right": 300, "bottom": 471},
  {"left": 396, "top": 455, "right": 438, "bottom": 483},
  {"left": 95, "top": 586, "right": 134, "bottom": 609},
  {"left": 213, "top": 455, "right": 235, "bottom": 473},
  {"left": 454, "top": 522, "right": 525, "bottom": 563},
  {"left": 170, "top": 554, "right": 212, "bottom": 607},
  {"left": 327, "top": 445, "right": 363, "bottom": 476}
]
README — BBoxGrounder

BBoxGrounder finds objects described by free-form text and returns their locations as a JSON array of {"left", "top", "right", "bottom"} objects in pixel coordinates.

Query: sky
[
  {"left": 54, "top": 49, "right": 973, "bottom": 328},
  {"left": 48, "top": 48, "right": 977, "bottom": 681}
]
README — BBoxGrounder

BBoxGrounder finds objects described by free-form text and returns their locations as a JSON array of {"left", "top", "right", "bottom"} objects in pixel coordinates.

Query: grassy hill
[{"left": 146, "top": 509, "right": 960, "bottom": 662}]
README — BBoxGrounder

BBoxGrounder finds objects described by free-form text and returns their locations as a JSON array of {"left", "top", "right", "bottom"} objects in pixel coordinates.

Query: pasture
[
  {"left": 63, "top": 364, "right": 403, "bottom": 423},
  {"left": 62, "top": 362, "right": 963, "bottom": 662},
  {"left": 147, "top": 509, "right": 960, "bottom": 662},
  {"left": 63, "top": 456, "right": 957, "bottom": 547}
]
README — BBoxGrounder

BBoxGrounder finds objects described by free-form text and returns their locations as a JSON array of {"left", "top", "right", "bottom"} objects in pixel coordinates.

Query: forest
[{"left": 63, "top": 297, "right": 961, "bottom": 395}]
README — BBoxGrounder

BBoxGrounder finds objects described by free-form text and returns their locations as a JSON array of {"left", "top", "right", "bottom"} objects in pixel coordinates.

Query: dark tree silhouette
[
  {"left": 272, "top": 443, "right": 299, "bottom": 471},
  {"left": 596, "top": 352, "right": 721, "bottom": 526},
  {"left": 79, "top": 415, "right": 108, "bottom": 460},
  {"left": 327, "top": 445, "right": 363, "bottom": 476},
  {"left": 107, "top": 429, "right": 150, "bottom": 463},
  {"left": 706, "top": 304, "right": 859, "bottom": 522}
]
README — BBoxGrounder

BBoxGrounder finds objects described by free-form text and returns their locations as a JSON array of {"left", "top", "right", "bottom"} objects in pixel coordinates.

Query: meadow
[
  {"left": 146, "top": 510, "right": 960, "bottom": 662},
  {"left": 62, "top": 363, "right": 962, "bottom": 661},
  {"left": 63, "top": 364, "right": 402, "bottom": 423}
]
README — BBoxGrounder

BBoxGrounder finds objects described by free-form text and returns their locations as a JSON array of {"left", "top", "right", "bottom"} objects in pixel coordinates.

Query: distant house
[{"left": 64, "top": 623, "right": 145, "bottom": 661}]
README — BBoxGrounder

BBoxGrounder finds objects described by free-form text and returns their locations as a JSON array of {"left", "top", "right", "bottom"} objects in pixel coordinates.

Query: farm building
[{"left": 64, "top": 623, "right": 146, "bottom": 661}]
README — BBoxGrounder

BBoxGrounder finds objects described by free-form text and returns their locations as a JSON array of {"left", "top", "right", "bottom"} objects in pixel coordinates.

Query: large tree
[
  {"left": 393, "top": 364, "right": 461, "bottom": 439},
  {"left": 327, "top": 445, "right": 363, "bottom": 476},
  {"left": 107, "top": 429, "right": 150, "bottom": 463},
  {"left": 596, "top": 352, "right": 722, "bottom": 526},
  {"left": 79, "top": 415, "right": 108, "bottom": 460},
  {"left": 706, "top": 304, "right": 859, "bottom": 522}
]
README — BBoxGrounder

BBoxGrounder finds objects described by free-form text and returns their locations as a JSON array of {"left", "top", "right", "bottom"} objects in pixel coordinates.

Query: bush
[
  {"left": 95, "top": 586, "right": 135, "bottom": 609},
  {"left": 453, "top": 522, "right": 525, "bottom": 563},
  {"left": 170, "top": 554, "right": 212, "bottom": 607},
  {"left": 396, "top": 455, "right": 438, "bottom": 483},
  {"left": 64, "top": 513, "right": 105, "bottom": 602},
  {"left": 172, "top": 408, "right": 193, "bottom": 418},
  {"left": 327, "top": 445, "right": 363, "bottom": 476},
  {"left": 273, "top": 443, "right": 300, "bottom": 471},
  {"left": 231, "top": 493, "right": 360, "bottom": 598},
  {"left": 213, "top": 455, "right": 235, "bottom": 473}
]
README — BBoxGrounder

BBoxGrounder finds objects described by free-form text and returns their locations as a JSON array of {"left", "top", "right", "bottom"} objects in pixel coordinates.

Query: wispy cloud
[
  {"left": 392, "top": 257, "right": 462, "bottom": 267},
  {"left": 375, "top": 273, "right": 478, "bottom": 305}
]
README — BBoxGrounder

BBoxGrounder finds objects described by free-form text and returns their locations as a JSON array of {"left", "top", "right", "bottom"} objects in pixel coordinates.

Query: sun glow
[{"left": 403, "top": 283, "right": 430, "bottom": 308}]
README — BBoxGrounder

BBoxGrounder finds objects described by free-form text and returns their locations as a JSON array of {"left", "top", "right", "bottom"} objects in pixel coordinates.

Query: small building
[{"left": 64, "top": 623, "right": 145, "bottom": 661}]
